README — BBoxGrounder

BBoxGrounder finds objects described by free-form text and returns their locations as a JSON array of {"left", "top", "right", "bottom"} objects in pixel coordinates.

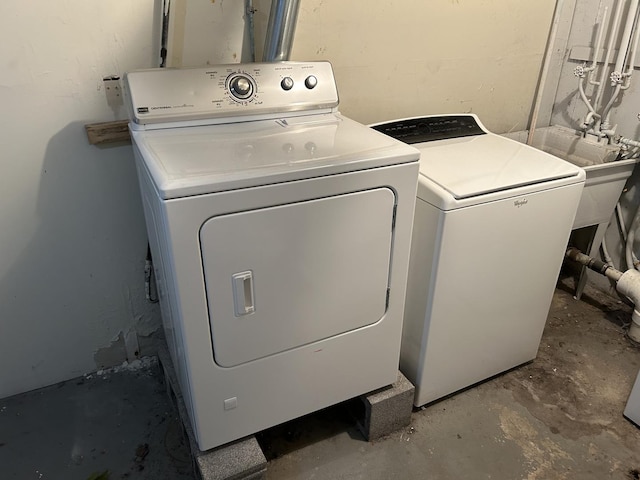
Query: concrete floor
[
  {"left": 2, "top": 282, "right": 640, "bottom": 479},
  {"left": 0, "top": 358, "right": 193, "bottom": 480}
]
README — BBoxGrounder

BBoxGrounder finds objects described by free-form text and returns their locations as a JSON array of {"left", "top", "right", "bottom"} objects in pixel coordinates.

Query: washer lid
[
  {"left": 131, "top": 113, "right": 419, "bottom": 199},
  {"left": 416, "top": 133, "right": 582, "bottom": 200}
]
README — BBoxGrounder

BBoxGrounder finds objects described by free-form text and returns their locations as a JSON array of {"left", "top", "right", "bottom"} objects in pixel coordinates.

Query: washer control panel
[
  {"left": 372, "top": 115, "right": 487, "bottom": 144},
  {"left": 125, "top": 62, "right": 339, "bottom": 128}
]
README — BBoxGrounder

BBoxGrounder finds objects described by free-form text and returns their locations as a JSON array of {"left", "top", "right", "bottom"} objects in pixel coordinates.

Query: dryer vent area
[{"left": 1, "top": 280, "right": 639, "bottom": 480}]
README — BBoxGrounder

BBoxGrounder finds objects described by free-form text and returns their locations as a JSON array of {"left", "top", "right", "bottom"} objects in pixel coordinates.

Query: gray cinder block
[
  {"left": 195, "top": 436, "right": 266, "bottom": 480},
  {"left": 357, "top": 372, "right": 415, "bottom": 441}
]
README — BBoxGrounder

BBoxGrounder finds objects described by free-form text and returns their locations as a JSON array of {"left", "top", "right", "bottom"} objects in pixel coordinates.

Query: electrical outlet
[{"left": 103, "top": 75, "right": 123, "bottom": 106}]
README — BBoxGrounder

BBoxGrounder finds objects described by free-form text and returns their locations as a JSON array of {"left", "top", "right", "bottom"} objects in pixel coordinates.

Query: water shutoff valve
[{"left": 610, "top": 71, "right": 623, "bottom": 85}]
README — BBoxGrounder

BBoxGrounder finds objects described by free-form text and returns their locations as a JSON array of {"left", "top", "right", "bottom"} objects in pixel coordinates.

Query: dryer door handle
[{"left": 232, "top": 271, "right": 255, "bottom": 316}]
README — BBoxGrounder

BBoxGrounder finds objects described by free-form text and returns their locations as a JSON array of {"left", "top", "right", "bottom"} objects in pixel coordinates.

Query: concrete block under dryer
[{"left": 356, "top": 372, "right": 415, "bottom": 441}]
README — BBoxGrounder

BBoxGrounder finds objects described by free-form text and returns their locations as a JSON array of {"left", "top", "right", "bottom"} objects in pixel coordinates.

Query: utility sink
[{"left": 504, "top": 126, "right": 637, "bottom": 230}]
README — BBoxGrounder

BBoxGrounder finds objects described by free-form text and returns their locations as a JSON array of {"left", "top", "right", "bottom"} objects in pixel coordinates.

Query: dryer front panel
[{"left": 199, "top": 188, "right": 396, "bottom": 367}]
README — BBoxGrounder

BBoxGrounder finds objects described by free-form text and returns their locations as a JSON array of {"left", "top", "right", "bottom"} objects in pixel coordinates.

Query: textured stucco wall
[
  {"left": 253, "top": 0, "right": 556, "bottom": 132},
  {"left": 0, "top": 1, "right": 160, "bottom": 398}
]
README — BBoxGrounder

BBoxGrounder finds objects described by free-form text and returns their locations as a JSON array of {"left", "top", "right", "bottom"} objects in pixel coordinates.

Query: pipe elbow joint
[{"left": 616, "top": 269, "right": 640, "bottom": 305}]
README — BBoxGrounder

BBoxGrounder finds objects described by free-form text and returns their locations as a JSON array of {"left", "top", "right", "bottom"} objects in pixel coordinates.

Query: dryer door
[{"left": 200, "top": 187, "right": 396, "bottom": 367}]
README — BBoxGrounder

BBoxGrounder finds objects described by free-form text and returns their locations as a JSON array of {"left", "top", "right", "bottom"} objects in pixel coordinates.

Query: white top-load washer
[
  {"left": 125, "top": 62, "right": 420, "bottom": 450},
  {"left": 372, "top": 114, "right": 585, "bottom": 407}
]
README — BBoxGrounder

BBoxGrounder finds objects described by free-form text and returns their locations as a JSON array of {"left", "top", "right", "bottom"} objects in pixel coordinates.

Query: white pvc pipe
[
  {"left": 601, "top": 83, "right": 622, "bottom": 128},
  {"left": 614, "top": 0, "right": 640, "bottom": 77},
  {"left": 579, "top": 77, "right": 599, "bottom": 119},
  {"left": 628, "top": 9, "right": 640, "bottom": 71},
  {"left": 580, "top": 6, "right": 607, "bottom": 125},
  {"left": 621, "top": 136, "right": 640, "bottom": 147},
  {"left": 595, "top": 0, "right": 624, "bottom": 111},
  {"left": 617, "top": 202, "right": 629, "bottom": 241},
  {"left": 594, "top": 5, "right": 610, "bottom": 68},
  {"left": 588, "top": 5, "right": 609, "bottom": 84},
  {"left": 528, "top": 0, "right": 565, "bottom": 145},
  {"left": 616, "top": 201, "right": 640, "bottom": 267},
  {"left": 599, "top": 2, "right": 640, "bottom": 132},
  {"left": 627, "top": 227, "right": 636, "bottom": 270},
  {"left": 602, "top": 237, "right": 615, "bottom": 266},
  {"left": 622, "top": 7, "right": 640, "bottom": 88}
]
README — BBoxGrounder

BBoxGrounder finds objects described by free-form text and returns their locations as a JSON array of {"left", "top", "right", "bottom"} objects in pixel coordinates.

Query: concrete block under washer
[
  {"left": 157, "top": 343, "right": 267, "bottom": 480},
  {"left": 357, "top": 372, "right": 415, "bottom": 441}
]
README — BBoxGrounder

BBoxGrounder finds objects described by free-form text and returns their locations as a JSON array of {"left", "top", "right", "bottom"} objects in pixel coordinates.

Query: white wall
[
  {"left": 164, "top": 0, "right": 251, "bottom": 66},
  {"left": 254, "top": 0, "right": 556, "bottom": 132},
  {"left": 0, "top": 1, "right": 160, "bottom": 398}
]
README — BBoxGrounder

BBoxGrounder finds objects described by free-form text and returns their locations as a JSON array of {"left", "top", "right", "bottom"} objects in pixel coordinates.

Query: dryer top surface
[{"left": 131, "top": 113, "right": 419, "bottom": 199}]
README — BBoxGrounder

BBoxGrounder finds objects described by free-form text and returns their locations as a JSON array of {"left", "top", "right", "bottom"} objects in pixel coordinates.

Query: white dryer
[
  {"left": 125, "top": 62, "right": 419, "bottom": 450},
  {"left": 372, "top": 114, "right": 585, "bottom": 407}
]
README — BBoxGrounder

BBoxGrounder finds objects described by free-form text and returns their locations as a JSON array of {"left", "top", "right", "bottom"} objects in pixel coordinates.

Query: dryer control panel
[{"left": 125, "top": 62, "right": 339, "bottom": 129}]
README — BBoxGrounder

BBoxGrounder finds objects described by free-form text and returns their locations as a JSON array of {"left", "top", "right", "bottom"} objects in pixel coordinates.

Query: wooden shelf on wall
[{"left": 85, "top": 120, "right": 130, "bottom": 145}]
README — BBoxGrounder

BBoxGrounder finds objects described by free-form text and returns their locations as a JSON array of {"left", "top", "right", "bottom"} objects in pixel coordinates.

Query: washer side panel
[{"left": 413, "top": 182, "right": 583, "bottom": 406}]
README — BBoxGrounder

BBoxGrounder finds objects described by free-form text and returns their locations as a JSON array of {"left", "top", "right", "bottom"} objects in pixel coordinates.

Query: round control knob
[
  {"left": 229, "top": 75, "right": 253, "bottom": 99},
  {"left": 281, "top": 77, "right": 294, "bottom": 91},
  {"left": 305, "top": 75, "right": 318, "bottom": 89}
]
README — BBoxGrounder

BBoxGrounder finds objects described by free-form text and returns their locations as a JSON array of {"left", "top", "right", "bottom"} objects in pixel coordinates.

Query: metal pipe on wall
[
  {"left": 245, "top": 0, "right": 257, "bottom": 62},
  {"left": 262, "top": 0, "right": 301, "bottom": 62}
]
